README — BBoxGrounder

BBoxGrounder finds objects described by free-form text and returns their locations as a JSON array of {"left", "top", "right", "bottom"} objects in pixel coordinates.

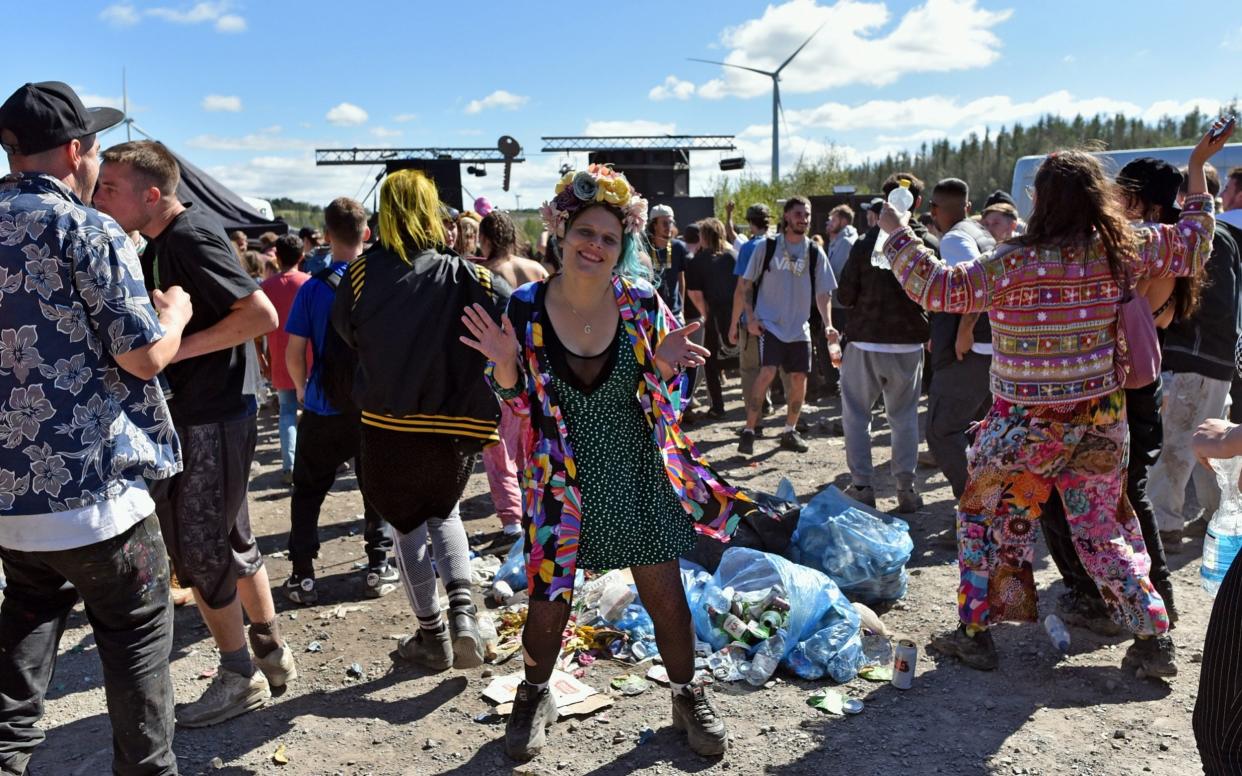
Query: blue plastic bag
[
  {"left": 790, "top": 485, "right": 914, "bottom": 603},
  {"left": 687, "top": 547, "right": 863, "bottom": 683},
  {"left": 494, "top": 537, "right": 526, "bottom": 590}
]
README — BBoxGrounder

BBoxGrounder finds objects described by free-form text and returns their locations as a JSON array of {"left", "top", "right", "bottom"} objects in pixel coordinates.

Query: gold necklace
[{"left": 558, "top": 278, "right": 610, "bottom": 334}]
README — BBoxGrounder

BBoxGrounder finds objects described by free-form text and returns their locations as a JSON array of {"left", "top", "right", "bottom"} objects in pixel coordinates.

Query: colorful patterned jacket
[{"left": 486, "top": 275, "right": 761, "bottom": 603}]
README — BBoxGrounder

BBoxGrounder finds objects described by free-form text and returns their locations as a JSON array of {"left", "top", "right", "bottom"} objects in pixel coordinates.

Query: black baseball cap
[
  {"left": 0, "top": 81, "right": 124, "bottom": 155},
  {"left": 984, "top": 189, "right": 1016, "bottom": 208}
]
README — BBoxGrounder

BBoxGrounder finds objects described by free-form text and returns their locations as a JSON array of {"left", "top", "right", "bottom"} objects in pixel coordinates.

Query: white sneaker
[{"left": 176, "top": 669, "right": 270, "bottom": 728}]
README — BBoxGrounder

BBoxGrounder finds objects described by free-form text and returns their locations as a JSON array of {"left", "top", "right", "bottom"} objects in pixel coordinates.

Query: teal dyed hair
[{"left": 566, "top": 203, "right": 652, "bottom": 285}]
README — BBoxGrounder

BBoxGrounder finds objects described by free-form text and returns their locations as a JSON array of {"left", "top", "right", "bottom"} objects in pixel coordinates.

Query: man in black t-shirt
[
  {"left": 646, "top": 204, "right": 688, "bottom": 320},
  {"left": 96, "top": 140, "right": 294, "bottom": 728}
]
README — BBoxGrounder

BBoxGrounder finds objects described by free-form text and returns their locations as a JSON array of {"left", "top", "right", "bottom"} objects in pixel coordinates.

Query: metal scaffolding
[{"left": 314, "top": 147, "right": 525, "bottom": 165}]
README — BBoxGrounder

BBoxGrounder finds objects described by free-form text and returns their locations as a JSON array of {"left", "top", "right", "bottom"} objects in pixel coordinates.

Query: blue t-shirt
[
  {"left": 733, "top": 236, "right": 765, "bottom": 324},
  {"left": 285, "top": 262, "right": 347, "bottom": 416}
]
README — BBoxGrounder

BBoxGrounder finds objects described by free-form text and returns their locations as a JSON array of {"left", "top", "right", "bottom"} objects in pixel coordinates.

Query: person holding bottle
[
  {"left": 1191, "top": 405, "right": 1242, "bottom": 771},
  {"left": 876, "top": 122, "right": 1233, "bottom": 677}
]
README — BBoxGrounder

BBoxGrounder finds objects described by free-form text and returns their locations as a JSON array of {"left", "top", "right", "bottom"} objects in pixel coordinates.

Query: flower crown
[{"left": 540, "top": 164, "right": 648, "bottom": 238}]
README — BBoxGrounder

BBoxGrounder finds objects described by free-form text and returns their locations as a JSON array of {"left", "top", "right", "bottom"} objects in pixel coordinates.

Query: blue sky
[{"left": 6, "top": 0, "right": 1241, "bottom": 209}]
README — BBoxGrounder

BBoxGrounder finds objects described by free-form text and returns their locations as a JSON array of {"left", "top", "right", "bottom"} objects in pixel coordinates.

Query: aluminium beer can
[{"left": 892, "top": 639, "right": 917, "bottom": 690}]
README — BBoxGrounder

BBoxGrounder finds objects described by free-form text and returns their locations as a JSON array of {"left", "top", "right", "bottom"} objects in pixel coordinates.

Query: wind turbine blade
[
  {"left": 776, "top": 22, "right": 826, "bottom": 74},
  {"left": 128, "top": 122, "right": 155, "bottom": 140},
  {"left": 687, "top": 57, "right": 776, "bottom": 77}
]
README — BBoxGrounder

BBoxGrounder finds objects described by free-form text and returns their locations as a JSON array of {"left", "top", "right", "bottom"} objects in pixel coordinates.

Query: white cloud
[
  {"left": 649, "top": 76, "right": 696, "bottom": 101},
  {"left": 464, "top": 90, "right": 529, "bottom": 114},
  {"left": 75, "top": 91, "right": 125, "bottom": 110},
  {"left": 326, "top": 102, "right": 368, "bottom": 126},
  {"left": 207, "top": 154, "right": 366, "bottom": 206},
  {"left": 100, "top": 3, "right": 140, "bottom": 25},
  {"left": 201, "top": 94, "right": 242, "bottom": 112},
  {"left": 687, "top": 0, "right": 1011, "bottom": 99},
  {"left": 215, "top": 14, "right": 245, "bottom": 32},
  {"left": 186, "top": 126, "right": 316, "bottom": 152},
  {"left": 584, "top": 120, "right": 677, "bottom": 136},
  {"left": 101, "top": 1, "right": 246, "bottom": 32},
  {"left": 1062, "top": 54, "right": 1076, "bottom": 64},
  {"left": 767, "top": 91, "right": 1220, "bottom": 136},
  {"left": 393, "top": 113, "right": 418, "bottom": 123},
  {"left": 370, "top": 126, "right": 402, "bottom": 138}
]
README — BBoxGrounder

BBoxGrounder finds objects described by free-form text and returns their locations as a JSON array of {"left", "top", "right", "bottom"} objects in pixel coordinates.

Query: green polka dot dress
[{"left": 545, "top": 319, "right": 696, "bottom": 571}]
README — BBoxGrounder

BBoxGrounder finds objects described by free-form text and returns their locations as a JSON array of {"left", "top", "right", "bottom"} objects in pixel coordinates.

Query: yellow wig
[{"left": 378, "top": 169, "right": 447, "bottom": 263}]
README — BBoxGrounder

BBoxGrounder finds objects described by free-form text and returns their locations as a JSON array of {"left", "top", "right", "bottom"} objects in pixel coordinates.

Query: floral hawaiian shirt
[{"left": 0, "top": 173, "right": 180, "bottom": 515}]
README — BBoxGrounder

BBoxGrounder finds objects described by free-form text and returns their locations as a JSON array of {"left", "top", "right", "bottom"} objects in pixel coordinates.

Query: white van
[{"left": 1010, "top": 143, "right": 1242, "bottom": 218}]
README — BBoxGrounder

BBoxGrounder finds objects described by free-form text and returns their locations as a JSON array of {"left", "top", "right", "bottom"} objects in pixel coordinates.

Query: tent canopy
[{"left": 170, "top": 149, "right": 288, "bottom": 238}]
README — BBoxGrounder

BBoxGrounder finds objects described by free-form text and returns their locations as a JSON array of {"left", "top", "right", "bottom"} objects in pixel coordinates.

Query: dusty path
[{"left": 31, "top": 380, "right": 1210, "bottom": 775}]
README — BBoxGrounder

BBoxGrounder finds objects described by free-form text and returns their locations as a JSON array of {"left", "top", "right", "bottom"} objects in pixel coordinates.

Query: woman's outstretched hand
[
  {"left": 654, "top": 320, "right": 710, "bottom": 376},
  {"left": 460, "top": 303, "right": 520, "bottom": 388}
]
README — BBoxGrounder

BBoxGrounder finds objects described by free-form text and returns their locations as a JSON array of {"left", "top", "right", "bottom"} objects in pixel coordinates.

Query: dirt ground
[{"left": 29, "top": 377, "right": 1212, "bottom": 776}]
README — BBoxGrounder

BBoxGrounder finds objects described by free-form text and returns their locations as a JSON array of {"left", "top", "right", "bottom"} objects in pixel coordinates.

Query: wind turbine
[{"left": 690, "top": 23, "right": 824, "bottom": 184}]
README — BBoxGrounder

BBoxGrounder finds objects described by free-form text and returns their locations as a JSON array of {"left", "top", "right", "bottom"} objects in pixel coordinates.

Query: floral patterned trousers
[{"left": 956, "top": 390, "right": 1169, "bottom": 636}]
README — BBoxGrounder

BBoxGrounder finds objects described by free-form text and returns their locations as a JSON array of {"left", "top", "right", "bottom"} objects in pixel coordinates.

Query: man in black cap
[{"left": 0, "top": 81, "right": 192, "bottom": 776}]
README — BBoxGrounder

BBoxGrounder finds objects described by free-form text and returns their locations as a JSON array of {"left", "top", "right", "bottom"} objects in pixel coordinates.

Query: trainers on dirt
[
  {"left": 450, "top": 610, "right": 485, "bottom": 669},
  {"left": 364, "top": 562, "right": 399, "bottom": 599},
  {"left": 930, "top": 625, "right": 999, "bottom": 671},
  {"left": 283, "top": 574, "right": 317, "bottom": 606},
  {"left": 253, "top": 643, "right": 298, "bottom": 689},
  {"left": 895, "top": 487, "right": 924, "bottom": 514},
  {"left": 737, "top": 429, "right": 755, "bottom": 456},
  {"left": 175, "top": 668, "right": 270, "bottom": 728},
  {"left": 671, "top": 683, "right": 728, "bottom": 757},
  {"left": 842, "top": 484, "right": 876, "bottom": 508},
  {"left": 1122, "top": 634, "right": 1177, "bottom": 679},
  {"left": 1057, "top": 590, "right": 1122, "bottom": 637},
  {"left": 397, "top": 629, "right": 453, "bottom": 671},
  {"left": 778, "top": 429, "right": 810, "bottom": 453},
  {"left": 505, "top": 681, "right": 558, "bottom": 762}
]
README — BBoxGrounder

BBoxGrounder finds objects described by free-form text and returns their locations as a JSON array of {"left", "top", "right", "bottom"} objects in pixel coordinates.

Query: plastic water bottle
[
  {"left": 1201, "top": 456, "right": 1242, "bottom": 596},
  {"left": 1043, "top": 614, "right": 1070, "bottom": 653},
  {"left": 871, "top": 180, "right": 915, "bottom": 269},
  {"left": 743, "top": 630, "right": 787, "bottom": 686}
]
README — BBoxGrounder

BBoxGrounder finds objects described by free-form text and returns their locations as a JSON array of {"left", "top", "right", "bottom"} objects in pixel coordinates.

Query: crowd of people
[{"left": 1, "top": 80, "right": 1241, "bottom": 774}]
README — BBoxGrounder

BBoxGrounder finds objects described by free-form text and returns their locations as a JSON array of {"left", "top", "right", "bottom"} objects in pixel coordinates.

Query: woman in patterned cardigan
[{"left": 462, "top": 166, "right": 765, "bottom": 761}]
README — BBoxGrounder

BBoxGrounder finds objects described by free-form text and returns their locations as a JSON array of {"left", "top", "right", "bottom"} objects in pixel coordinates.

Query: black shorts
[
  {"left": 359, "top": 425, "right": 479, "bottom": 535},
  {"left": 758, "top": 333, "right": 812, "bottom": 374},
  {"left": 150, "top": 415, "right": 263, "bottom": 609}
]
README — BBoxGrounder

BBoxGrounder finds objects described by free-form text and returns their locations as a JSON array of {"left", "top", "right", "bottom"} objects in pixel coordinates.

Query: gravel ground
[{"left": 29, "top": 379, "right": 1211, "bottom": 776}]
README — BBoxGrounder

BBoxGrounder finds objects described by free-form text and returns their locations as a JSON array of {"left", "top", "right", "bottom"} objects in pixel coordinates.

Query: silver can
[{"left": 891, "top": 639, "right": 917, "bottom": 690}]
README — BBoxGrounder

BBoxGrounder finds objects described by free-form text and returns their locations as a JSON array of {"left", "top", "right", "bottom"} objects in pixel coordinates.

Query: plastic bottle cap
[{"left": 899, "top": 180, "right": 911, "bottom": 188}]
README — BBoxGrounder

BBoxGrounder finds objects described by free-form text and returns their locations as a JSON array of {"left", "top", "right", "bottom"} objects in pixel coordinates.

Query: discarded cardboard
[{"left": 484, "top": 671, "right": 614, "bottom": 718}]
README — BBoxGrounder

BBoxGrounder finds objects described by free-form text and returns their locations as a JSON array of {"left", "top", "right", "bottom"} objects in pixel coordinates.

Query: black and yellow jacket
[{"left": 330, "top": 242, "right": 512, "bottom": 446}]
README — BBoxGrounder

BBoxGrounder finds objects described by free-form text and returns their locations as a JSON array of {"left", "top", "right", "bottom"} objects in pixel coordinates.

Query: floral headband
[{"left": 540, "top": 164, "right": 648, "bottom": 238}]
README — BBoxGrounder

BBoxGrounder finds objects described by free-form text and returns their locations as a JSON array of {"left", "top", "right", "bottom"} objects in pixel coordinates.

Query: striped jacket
[{"left": 331, "top": 243, "right": 511, "bottom": 445}]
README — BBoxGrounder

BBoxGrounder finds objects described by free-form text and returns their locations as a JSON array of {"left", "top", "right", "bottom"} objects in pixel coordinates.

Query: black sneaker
[
  {"left": 1122, "top": 634, "right": 1177, "bottom": 679},
  {"left": 283, "top": 574, "right": 317, "bottom": 606},
  {"left": 397, "top": 628, "right": 453, "bottom": 671},
  {"left": 671, "top": 684, "right": 727, "bottom": 757},
  {"left": 706, "top": 406, "right": 726, "bottom": 420},
  {"left": 930, "top": 625, "right": 999, "bottom": 671},
  {"left": 364, "top": 562, "right": 399, "bottom": 599},
  {"left": 505, "top": 681, "right": 557, "bottom": 762},
  {"left": 738, "top": 429, "right": 755, "bottom": 456},
  {"left": 778, "top": 429, "right": 809, "bottom": 452},
  {"left": 1057, "top": 590, "right": 1121, "bottom": 637},
  {"left": 449, "top": 610, "right": 484, "bottom": 669}
]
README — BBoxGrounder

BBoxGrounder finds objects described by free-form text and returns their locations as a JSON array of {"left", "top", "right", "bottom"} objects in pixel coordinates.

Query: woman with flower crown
[{"left": 461, "top": 165, "right": 764, "bottom": 761}]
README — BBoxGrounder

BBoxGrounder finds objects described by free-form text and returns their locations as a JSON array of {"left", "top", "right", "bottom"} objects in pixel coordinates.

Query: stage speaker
[
  {"left": 587, "top": 149, "right": 689, "bottom": 198},
  {"left": 384, "top": 159, "right": 464, "bottom": 211}
]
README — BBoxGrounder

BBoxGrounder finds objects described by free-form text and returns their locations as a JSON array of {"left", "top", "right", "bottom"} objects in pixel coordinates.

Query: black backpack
[{"left": 312, "top": 267, "right": 359, "bottom": 414}]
